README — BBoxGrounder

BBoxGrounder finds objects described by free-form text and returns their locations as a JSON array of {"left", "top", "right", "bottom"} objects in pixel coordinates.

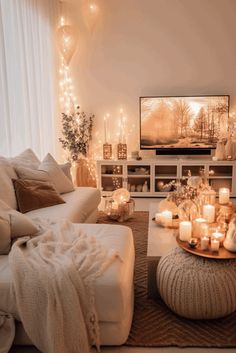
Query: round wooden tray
[
  {"left": 176, "top": 234, "right": 236, "bottom": 259},
  {"left": 152, "top": 217, "right": 179, "bottom": 229}
]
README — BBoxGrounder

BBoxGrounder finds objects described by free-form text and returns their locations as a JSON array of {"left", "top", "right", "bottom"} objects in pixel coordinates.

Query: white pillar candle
[
  {"left": 211, "top": 238, "right": 220, "bottom": 252},
  {"left": 161, "top": 210, "right": 172, "bottom": 227},
  {"left": 203, "top": 204, "right": 215, "bottom": 223},
  {"left": 179, "top": 221, "right": 192, "bottom": 241},
  {"left": 212, "top": 231, "right": 225, "bottom": 245},
  {"left": 192, "top": 218, "right": 206, "bottom": 238},
  {"left": 200, "top": 223, "right": 209, "bottom": 237},
  {"left": 201, "top": 236, "right": 209, "bottom": 250},
  {"left": 219, "top": 188, "right": 230, "bottom": 205}
]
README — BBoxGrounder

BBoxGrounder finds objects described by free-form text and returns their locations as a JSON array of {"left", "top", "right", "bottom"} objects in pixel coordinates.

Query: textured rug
[{"left": 98, "top": 211, "right": 236, "bottom": 348}]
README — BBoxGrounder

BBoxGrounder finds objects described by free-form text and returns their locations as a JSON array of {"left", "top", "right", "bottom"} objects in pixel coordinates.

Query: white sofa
[{"left": 0, "top": 151, "right": 135, "bottom": 346}]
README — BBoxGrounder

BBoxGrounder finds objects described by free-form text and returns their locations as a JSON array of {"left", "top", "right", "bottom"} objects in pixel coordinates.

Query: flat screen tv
[{"left": 140, "top": 95, "right": 230, "bottom": 155}]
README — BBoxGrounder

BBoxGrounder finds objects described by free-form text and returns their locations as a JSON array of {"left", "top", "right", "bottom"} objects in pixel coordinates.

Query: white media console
[{"left": 96, "top": 157, "right": 236, "bottom": 197}]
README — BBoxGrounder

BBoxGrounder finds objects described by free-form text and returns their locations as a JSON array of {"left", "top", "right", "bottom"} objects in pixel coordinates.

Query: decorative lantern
[
  {"left": 57, "top": 24, "right": 78, "bottom": 65},
  {"left": 103, "top": 143, "right": 112, "bottom": 160},
  {"left": 112, "top": 188, "right": 130, "bottom": 203},
  {"left": 117, "top": 143, "right": 127, "bottom": 160}
]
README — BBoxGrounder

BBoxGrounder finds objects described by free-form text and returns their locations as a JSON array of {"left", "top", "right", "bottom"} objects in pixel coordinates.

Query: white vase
[
  {"left": 142, "top": 181, "right": 148, "bottom": 192},
  {"left": 215, "top": 141, "right": 226, "bottom": 160},
  {"left": 225, "top": 138, "right": 233, "bottom": 158}
]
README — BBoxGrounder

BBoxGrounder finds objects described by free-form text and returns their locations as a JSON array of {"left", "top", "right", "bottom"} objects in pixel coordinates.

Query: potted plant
[{"left": 59, "top": 106, "right": 96, "bottom": 187}]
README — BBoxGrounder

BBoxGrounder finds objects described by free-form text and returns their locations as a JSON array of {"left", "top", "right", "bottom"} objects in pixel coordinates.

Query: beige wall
[{"left": 61, "top": 0, "right": 236, "bottom": 159}]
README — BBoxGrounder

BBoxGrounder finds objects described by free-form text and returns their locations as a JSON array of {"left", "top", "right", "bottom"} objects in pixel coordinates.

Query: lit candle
[
  {"left": 201, "top": 236, "right": 209, "bottom": 250},
  {"left": 161, "top": 210, "right": 172, "bottom": 227},
  {"left": 201, "top": 223, "right": 209, "bottom": 237},
  {"left": 212, "top": 231, "right": 225, "bottom": 246},
  {"left": 179, "top": 221, "right": 192, "bottom": 241},
  {"left": 192, "top": 218, "right": 206, "bottom": 238},
  {"left": 219, "top": 188, "right": 230, "bottom": 205},
  {"left": 155, "top": 213, "right": 162, "bottom": 223},
  {"left": 211, "top": 238, "right": 220, "bottom": 252},
  {"left": 203, "top": 204, "right": 215, "bottom": 223}
]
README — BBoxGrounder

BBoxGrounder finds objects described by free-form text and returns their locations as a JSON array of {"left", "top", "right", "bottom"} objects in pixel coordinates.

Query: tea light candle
[
  {"left": 179, "top": 221, "right": 192, "bottom": 241},
  {"left": 192, "top": 218, "right": 206, "bottom": 238},
  {"left": 155, "top": 213, "right": 162, "bottom": 223},
  {"left": 212, "top": 230, "right": 225, "bottom": 245},
  {"left": 211, "top": 238, "right": 220, "bottom": 252},
  {"left": 201, "top": 236, "right": 209, "bottom": 250},
  {"left": 203, "top": 204, "right": 215, "bottom": 223},
  {"left": 219, "top": 188, "right": 230, "bottom": 205},
  {"left": 161, "top": 210, "right": 172, "bottom": 227}
]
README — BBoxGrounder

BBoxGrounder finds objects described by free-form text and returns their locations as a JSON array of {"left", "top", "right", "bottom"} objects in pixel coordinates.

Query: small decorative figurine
[{"left": 224, "top": 218, "right": 236, "bottom": 252}]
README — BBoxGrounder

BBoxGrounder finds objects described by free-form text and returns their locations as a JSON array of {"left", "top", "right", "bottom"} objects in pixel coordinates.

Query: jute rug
[{"left": 98, "top": 211, "right": 236, "bottom": 348}]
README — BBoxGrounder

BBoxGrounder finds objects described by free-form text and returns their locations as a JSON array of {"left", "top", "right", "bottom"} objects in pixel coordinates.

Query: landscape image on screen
[{"left": 140, "top": 96, "right": 229, "bottom": 149}]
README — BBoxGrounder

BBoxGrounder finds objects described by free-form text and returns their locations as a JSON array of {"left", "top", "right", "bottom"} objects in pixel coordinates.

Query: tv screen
[{"left": 140, "top": 95, "right": 230, "bottom": 155}]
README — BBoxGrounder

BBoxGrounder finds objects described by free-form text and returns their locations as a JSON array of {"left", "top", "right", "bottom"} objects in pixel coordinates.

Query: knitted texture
[{"left": 157, "top": 247, "right": 236, "bottom": 319}]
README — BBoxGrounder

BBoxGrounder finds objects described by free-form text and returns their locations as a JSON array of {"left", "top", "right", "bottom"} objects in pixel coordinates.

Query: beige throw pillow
[
  {"left": 0, "top": 217, "right": 11, "bottom": 255},
  {"left": 15, "top": 166, "right": 50, "bottom": 182},
  {"left": 13, "top": 179, "right": 66, "bottom": 213},
  {"left": 0, "top": 199, "right": 38, "bottom": 239},
  {"left": 9, "top": 148, "right": 40, "bottom": 169},
  {"left": 39, "top": 154, "right": 74, "bottom": 194},
  {"left": 0, "top": 158, "right": 18, "bottom": 209},
  {"left": 59, "top": 162, "right": 72, "bottom": 182}
]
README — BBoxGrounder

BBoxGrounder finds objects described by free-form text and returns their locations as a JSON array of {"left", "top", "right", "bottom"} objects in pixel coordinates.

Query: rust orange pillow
[{"left": 13, "top": 179, "right": 65, "bottom": 213}]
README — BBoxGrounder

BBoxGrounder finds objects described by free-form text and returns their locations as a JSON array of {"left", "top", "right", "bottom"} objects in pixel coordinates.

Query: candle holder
[
  {"left": 117, "top": 143, "right": 127, "bottom": 160},
  {"left": 104, "top": 197, "right": 135, "bottom": 222},
  {"left": 103, "top": 143, "right": 112, "bottom": 160}
]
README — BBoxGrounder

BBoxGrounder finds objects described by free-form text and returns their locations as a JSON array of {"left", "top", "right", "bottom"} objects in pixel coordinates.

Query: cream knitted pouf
[{"left": 157, "top": 247, "right": 236, "bottom": 319}]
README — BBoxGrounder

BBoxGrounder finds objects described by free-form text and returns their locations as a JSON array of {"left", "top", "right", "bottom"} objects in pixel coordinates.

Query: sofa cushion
[
  {"left": 25, "top": 187, "right": 101, "bottom": 223},
  {"left": 0, "top": 158, "right": 18, "bottom": 209},
  {"left": 39, "top": 154, "right": 74, "bottom": 194},
  {"left": 9, "top": 149, "right": 40, "bottom": 170},
  {"left": 13, "top": 179, "right": 66, "bottom": 214},
  {"left": 0, "top": 199, "right": 38, "bottom": 239},
  {"left": 14, "top": 154, "right": 74, "bottom": 195},
  {"left": 0, "top": 222, "right": 134, "bottom": 324},
  {"left": 59, "top": 162, "right": 72, "bottom": 182},
  {"left": 0, "top": 218, "right": 11, "bottom": 255}
]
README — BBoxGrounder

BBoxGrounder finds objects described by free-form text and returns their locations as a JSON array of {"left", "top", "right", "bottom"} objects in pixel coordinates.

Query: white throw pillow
[
  {"left": 0, "top": 217, "right": 11, "bottom": 255},
  {"left": 59, "top": 162, "right": 72, "bottom": 182},
  {"left": 9, "top": 148, "right": 40, "bottom": 169},
  {"left": 0, "top": 199, "right": 38, "bottom": 238},
  {"left": 39, "top": 154, "right": 74, "bottom": 194},
  {"left": 0, "top": 158, "right": 18, "bottom": 209}
]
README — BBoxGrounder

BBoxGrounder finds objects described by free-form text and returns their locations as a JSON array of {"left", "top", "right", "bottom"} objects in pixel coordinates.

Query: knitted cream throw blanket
[{"left": 8, "top": 220, "right": 119, "bottom": 353}]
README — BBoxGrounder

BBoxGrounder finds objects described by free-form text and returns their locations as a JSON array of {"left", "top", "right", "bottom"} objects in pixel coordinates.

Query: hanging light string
[{"left": 59, "top": 58, "right": 77, "bottom": 115}]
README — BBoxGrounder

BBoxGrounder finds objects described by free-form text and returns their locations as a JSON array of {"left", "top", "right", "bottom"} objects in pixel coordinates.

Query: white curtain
[{"left": 0, "top": 0, "right": 59, "bottom": 159}]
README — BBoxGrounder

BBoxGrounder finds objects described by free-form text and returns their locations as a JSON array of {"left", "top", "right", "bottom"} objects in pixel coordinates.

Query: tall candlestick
[
  {"left": 203, "top": 204, "right": 215, "bottom": 223},
  {"left": 119, "top": 108, "right": 123, "bottom": 143},
  {"left": 179, "top": 221, "right": 192, "bottom": 241},
  {"left": 219, "top": 188, "right": 230, "bottom": 205},
  {"left": 104, "top": 115, "right": 107, "bottom": 143}
]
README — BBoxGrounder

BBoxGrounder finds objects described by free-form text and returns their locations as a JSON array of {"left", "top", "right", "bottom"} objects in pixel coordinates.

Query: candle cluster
[{"left": 156, "top": 186, "right": 232, "bottom": 255}]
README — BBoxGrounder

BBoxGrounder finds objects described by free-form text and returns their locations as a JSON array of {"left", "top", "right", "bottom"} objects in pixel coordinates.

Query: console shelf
[{"left": 96, "top": 159, "right": 236, "bottom": 197}]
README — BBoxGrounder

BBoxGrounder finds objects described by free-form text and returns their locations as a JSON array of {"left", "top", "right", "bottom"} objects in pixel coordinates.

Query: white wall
[{"left": 62, "top": 0, "right": 236, "bottom": 159}]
